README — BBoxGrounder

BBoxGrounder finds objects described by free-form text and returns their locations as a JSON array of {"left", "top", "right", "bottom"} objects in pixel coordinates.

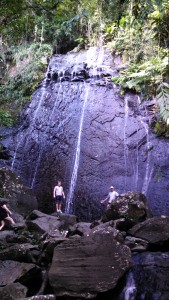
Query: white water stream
[
  {"left": 65, "top": 47, "right": 105, "bottom": 214},
  {"left": 123, "top": 95, "right": 129, "bottom": 191},
  {"left": 11, "top": 88, "right": 46, "bottom": 171},
  {"left": 30, "top": 81, "right": 63, "bottom": 189},
  {"left": 65, "top": 84, "right": 90, "bottom": 213},
  {"left": 141, "top": 119, "right": 153, "bottom": 195},
  {"left": 123, "top": 271, "right": 137, "bottom": 300}
]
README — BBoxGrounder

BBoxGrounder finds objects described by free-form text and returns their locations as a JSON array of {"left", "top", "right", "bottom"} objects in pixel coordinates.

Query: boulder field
[{"left": 0, "top": 190, "right": 169, "bottom": 299}]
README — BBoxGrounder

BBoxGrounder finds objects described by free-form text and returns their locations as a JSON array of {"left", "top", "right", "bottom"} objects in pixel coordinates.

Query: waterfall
[
  {"left": 30, "top": 81, "right": 63, "bottom": 189},
  {"left": 11, "top": 88, "right": 46, "bottom": 173},
  {"left": 65, "top": 47, "right": 106, "bottom": 214},
  {"left": 134, "top": 128, "right": 139, "bottom": 190},
  {"left": 11, "top": 138, "right": 21, "bottom": 170},
  {"left": 31, "top": 149, "right": 42, "bottom": 189},
  {"left": 140, "top": 119, "right": 153, "bottom": 195},
  {"left": 123, "top": 271, "right": 137, "bottom": 300},
  {"left": 123, "top": 95, "right": 129, "bottom": 191},
  {"left": 32, "top": 88, "right": 46, "bottom": 121},
  {"left": 65, "top": 84, "right": 90, "bottom": 214}
]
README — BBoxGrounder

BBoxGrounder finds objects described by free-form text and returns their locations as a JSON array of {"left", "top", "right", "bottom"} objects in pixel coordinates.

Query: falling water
[
  {"left": 123, "top": 96, "right": 129, "bottom": 191},
  {"left": 134, "top": 128, "right": 139, "bottom": 190},
  {"left": 11, "top": 88, "right": 46, "bottom": 173},
  {"left": 30, "top": 81, "right": 63, "bottom": 189},
  {"left": 141, "top": 119, "right": 153, "bottom": 195},
  {"left": 32, "top": 88, "right": 46, "bottom": 121},
  {"left": 123, "top": 271, "right": 137, "bottom": 300},
  {"left": 31, "top": 149, "right": 42, "bottom": 189},
  {"left": 65, "top": 84, "right": 90, "bottom": 213},
  {"left": 65, "top": 47, "right": 106, "bottom": 214},
  {"left": 11, "top": 138, "right": 22, "bottom": 170}
]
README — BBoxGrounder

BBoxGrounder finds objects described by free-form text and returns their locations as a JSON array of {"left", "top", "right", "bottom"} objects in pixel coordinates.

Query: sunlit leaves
[{"left": 156, "top": 82, "right": 169, "bottom": 122}]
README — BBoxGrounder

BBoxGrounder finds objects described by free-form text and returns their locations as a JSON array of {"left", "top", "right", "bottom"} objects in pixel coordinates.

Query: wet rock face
[{"left": 0, "top": 47, "right": 169, "bottom": 220}]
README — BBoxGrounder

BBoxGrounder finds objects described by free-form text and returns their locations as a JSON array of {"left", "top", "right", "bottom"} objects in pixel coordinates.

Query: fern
[{"left": 156, "top": 82, "right": 169, "bottom": 123}]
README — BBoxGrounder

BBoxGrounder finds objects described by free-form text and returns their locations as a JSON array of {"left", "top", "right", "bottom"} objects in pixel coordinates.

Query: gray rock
[
  {"left": 49, "top": 231, "right": 132, "bottom": 298},
  {"left": 0, "top": 282, "right": 27, "bottom": 300},
  {"left": 0, "top": 260, "right": 40, "bottom": 286},
  {"left": 0, "top": 230, "right": 14, "bottom": 241},
  {"left": 128, "top": 216, "right": 169, "bottom": 246},
  {"left": 124, "top": 236, "right": 148, "bottom": 252},
  {"left": 27, "top": 210, "right": 52, "bottom": 220},
  {"left": 26, "top": 214, "right": 61, "bottom": 234},
  {"left": 68, "top": 222, "right": 92, "bottom": 237},
  {"left": 89, "top": 221, "right": 124, "bottom": 244},
  {"left": 0, "top": 243, "right": 39, "bottom": 262},
  {"left": 56, "top": 213, "right": 77, "bottom": 230},
  {"left": 102, "top": 192, "right": 148, "bottom": 228}
]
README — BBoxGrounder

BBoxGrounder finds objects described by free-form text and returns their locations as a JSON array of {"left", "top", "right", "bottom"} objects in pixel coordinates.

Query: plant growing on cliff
[
  {"left": 110, "top": 1, "right": 169, "bottom": 125},
  {"left": 156, "top": 82, "right": 169, "bottom": 123},
  {"left": 0, "top": 43, "right": 51, "bottom": 127}
]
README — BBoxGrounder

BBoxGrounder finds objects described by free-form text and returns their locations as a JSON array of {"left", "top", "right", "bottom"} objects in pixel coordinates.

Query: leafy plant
[
  {"left": 156, "top": 82, "right": 169, "bottom": 123},
  {"left": 0, "top": 43, "right": 51, "bottom": 127}
]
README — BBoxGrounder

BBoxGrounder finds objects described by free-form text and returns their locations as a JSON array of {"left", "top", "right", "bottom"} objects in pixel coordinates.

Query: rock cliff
[{"left": 0, "top": 47, "right": 169, "bottom": 220}]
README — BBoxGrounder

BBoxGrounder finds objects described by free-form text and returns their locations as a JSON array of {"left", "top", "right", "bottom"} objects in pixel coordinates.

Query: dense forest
[{"left": 0, "top": 0, "right": 169, "bottom": 134}]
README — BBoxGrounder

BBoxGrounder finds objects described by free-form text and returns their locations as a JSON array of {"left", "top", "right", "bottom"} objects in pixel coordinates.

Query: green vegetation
[
  {"left": 0, "top": 43, "right": 51, "bottom": 126},
  {"left": 0, "top": 0, "right": 169, "bottom": 130},
  {"left": 109, "top": 0, "right": 169, "bottom": 129}
]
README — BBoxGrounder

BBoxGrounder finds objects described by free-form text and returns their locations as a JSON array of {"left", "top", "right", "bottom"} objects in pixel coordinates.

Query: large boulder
[
  {"left": 102, "top": 192, "right": 148, "bottom": 229},
  {"left": 26, "top": 210, "right": 78, "bottom": 235},
  {"left": 128, "top": 216, "right": 169, "bottom": 249},
  {"left": 26, "top": 211, "right": 61, "bottom": 234},
  {"left": 49, "top": 228, "right": 132, "bottom": 298}
]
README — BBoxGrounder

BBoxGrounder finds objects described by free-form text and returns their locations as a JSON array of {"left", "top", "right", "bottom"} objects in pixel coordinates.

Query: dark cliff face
[{"left": 0, "top": 47, "right": 169, "bottom": 220}]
